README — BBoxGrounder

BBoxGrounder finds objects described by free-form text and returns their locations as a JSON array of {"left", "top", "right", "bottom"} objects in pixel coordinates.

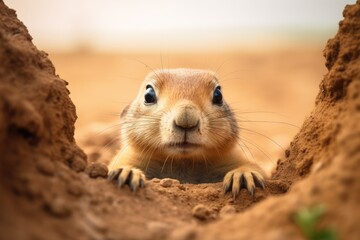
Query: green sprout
[{"left": 293, "top": 204, "right": 337, "bottom": 240}]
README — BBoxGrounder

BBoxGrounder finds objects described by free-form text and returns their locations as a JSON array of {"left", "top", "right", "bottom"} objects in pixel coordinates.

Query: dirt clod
[
  {"left": 192, "top": 204, "right": 211, "bottom": 221},
  {"left": 219, "top": 205, "right": 236, "bottom": 217},
  {"left": 160, "top": 178, "right": 180, "bottom": 188},
  {"left": 87, "top": 162, "right": 108, "bottom": 178}
]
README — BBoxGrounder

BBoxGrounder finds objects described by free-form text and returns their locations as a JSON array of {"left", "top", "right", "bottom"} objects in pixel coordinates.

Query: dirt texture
[
  {"left": 194, "top": 2, "right": 360, "bottom": 239},
  {"left": 0, "top": 1, "right": 359, "bottom": 240}
]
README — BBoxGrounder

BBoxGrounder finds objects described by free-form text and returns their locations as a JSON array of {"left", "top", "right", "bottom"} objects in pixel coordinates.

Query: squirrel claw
[
  {"left": 223, "top": 167, "right": 265, "bottom": 198},
  {"left": 108, "top": 166, "right": 146, "bottom": 192}
]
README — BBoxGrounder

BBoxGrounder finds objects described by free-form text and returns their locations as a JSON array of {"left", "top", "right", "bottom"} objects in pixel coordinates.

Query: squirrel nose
[{"left": 173, "top": 106, "right": 200, "bottom": 132}]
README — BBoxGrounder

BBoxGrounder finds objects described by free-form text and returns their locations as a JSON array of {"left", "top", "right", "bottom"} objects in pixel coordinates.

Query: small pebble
[
  {"left": 87, "top": 162, "right": 108, "bottom": 178},
  {"left": 177, "top": 185, "right": 186, "bottom": 191},
  {"left": 219, "top": 205, "right": 236, "bottom": 217},
  {"left": 191, "top": 204, "right": 211, "bottom": 220},
  {"left": 160, "top": 179, "right": 172, "bottom": 187},
  {"left": 160, "top": 178, "right": 180, "bottom": 188},
  {"left": 151, "top": 178, "right": 161, "bottom": 183}
]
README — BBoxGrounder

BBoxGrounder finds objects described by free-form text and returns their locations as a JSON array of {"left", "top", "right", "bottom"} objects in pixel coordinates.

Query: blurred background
[{"left": 5, "top": 0, "right": 355, "bottom": 172}]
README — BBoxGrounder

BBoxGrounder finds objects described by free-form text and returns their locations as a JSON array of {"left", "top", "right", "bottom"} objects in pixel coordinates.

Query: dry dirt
[{"left": 0, "top": 1, "right": 360, "bottom": 240}]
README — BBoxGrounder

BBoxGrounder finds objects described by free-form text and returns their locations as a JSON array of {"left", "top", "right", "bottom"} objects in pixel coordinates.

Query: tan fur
[{"left": 108, "top": 68, "right": 266, "bottom": 195}]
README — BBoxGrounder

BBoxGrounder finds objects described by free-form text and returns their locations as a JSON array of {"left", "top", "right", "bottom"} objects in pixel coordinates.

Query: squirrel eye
[
  {"left": 144, "top": 85, "right": 157, "bottom": 105},
  {"left": 212, "top": 86, "right": 223, "bottom": 105}
]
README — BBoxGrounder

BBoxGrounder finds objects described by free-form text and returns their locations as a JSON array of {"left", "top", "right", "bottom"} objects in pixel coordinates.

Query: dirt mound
[
  {"left": 0, "top": 1, "right": 86, "bottom": 239},
  {"left": 0, "top": 0, "right": 359, "bottom": 240},
  {"left": 194, "top": 1, "right": 360, "bottom": 239}
]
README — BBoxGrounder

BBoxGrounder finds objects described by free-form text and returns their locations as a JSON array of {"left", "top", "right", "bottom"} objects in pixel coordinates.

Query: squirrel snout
[{"left": 173, "top": 105, "right": 200, "bottom": 132}]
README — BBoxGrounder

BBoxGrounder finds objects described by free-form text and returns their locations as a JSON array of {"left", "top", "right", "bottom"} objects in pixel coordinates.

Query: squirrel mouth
[{"left": 167, "top": 141, "right": 201, "bottom": 150}]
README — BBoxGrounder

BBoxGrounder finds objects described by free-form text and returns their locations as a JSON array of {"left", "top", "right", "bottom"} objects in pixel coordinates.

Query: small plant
[{"left": 293, "top": 204, "right": 337, "bottom": 240}]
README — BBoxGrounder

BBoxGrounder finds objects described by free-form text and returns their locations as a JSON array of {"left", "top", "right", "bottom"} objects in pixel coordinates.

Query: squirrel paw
[
  {"left": 108, "top": 166, "right": 146, "bottom": 192},
  {"left": 223, "top": 167, "right": 265, "bottom": 198}
]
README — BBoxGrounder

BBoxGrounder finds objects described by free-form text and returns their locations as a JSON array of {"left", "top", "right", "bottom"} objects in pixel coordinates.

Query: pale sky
[{"left": 5, "top": 0, "right": 356, "bottom": 51}]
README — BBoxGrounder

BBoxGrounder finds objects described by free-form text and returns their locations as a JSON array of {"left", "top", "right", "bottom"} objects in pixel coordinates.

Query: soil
[{"left": 0, "top": 1, "right": 359, "bottom": 240}]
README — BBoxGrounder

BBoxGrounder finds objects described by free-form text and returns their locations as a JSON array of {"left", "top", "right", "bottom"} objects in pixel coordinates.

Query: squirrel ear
[{"left": 120, "top": 104, "right": 130, "bottom": 118}]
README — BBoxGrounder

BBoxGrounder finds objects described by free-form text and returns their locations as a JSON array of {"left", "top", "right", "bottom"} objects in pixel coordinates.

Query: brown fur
[{"left": 108, "top": 68, "right": 265, "bottom": 195}]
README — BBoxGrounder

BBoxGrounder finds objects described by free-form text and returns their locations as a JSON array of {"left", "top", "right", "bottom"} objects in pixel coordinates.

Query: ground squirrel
[{"left": 108, "top": 68, "right": 266, "bottom": 197}]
